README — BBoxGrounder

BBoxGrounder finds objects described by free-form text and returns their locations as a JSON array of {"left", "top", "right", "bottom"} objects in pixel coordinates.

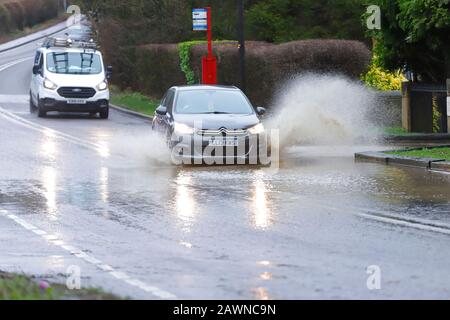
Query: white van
[{"left": 30, "top": 38, "right": 112, "bottom": 119}]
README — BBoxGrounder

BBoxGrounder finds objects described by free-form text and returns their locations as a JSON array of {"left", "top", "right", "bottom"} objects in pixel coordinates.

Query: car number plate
[
  {"left": 67, "top": 99, "right": 87, "bottom": 104},
  {"left": 209, "top": 139, "right": 239, "bottom": 147}
]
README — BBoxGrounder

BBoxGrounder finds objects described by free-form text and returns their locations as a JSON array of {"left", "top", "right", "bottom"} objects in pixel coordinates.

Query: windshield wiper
[{"left": 201, "top": 111, "right": 232, "bottom": 114}]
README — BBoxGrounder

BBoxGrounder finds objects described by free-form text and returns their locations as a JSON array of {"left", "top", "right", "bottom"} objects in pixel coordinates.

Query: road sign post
[{"left": 193, "top": 7, "right": 217, "bottom": 85}]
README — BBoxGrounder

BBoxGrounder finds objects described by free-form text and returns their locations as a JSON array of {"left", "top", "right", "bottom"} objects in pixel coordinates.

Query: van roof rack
[{"left": 42, "top": 37, "right": 97, "bottom": 50}]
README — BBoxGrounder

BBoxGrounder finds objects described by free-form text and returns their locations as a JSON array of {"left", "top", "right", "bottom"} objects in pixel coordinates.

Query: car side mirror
[
  {"left": 256, "top": 107, "right": 266, "bottom": 116},
  {"left": 156, "top": 105, "right": 167, "bottom": 116},
  {"left": 32, "top": 65, "right": 41, "bottom": 75},
  {"left": 106, "top": 66, "right": 113, "bottom": 79}
]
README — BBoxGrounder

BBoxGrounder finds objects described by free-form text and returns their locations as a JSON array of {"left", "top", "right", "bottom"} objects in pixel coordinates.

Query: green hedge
[
  {"left": 111, "top": 39, "right": 371, "bottom": 107},
  {"left": 0, "top": 0, "right": 59, "bottom": 34},
  {"left": 191, "top": 40, "right": 371, "bottom": 106}
]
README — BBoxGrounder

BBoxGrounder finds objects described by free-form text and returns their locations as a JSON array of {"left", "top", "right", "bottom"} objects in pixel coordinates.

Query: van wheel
[
  {"left": 99, "top": 107, "right": 109, "bottom": 119},
  {"left": 37, "top": 99, "right": 46, "bottom": 118},
  {"left": 29, "top": 93, "right": 36, "bottom": 113}
]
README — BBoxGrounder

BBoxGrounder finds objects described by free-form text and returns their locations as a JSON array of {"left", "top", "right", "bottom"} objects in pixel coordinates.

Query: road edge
[
  {"left": 0, "top": 20, "right": 71, "bottom": 54},
  {"left": 355, "top": 149, "right": 450, "bottom": 173},
  {"left": 109, "top": 104, "right": 153, "bottom": 121}
]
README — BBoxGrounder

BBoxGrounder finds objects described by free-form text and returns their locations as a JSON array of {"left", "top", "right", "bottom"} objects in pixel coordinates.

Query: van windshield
[{"left": 46, "top": 52, "right": 102, "bottom": 75}]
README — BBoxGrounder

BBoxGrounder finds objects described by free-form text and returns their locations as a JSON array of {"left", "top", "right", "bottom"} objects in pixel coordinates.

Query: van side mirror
[
  {"left": 256, "top": 107, "right": 266, "bottom": 116},
  {"left": 32, "top": 65, "right": 41, "bottom": 75},
  {"left": 106, "top": 66, "right": 113, "bottom": 79},
  {"left": 156, "top": 105, "right": 167, "bottom": 116}
]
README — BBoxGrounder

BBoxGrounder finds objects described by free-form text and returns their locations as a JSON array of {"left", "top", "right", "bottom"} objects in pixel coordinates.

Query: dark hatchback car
[{"left": 152, "top": 85, "right": 268, "bottom": 164}]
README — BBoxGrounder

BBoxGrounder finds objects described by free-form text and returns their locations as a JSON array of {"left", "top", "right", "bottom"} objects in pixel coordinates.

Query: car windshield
[
  {"left": 46, "top": 52, "right": 102, "bottom": 75},
  {"left": 175, "top": 90, "right": 254, "bottom": 115}
]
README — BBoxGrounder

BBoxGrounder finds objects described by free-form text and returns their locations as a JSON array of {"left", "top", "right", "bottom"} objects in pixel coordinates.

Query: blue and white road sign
[{"left": 193, "top": 8, "right": 208, "bottom": 31}]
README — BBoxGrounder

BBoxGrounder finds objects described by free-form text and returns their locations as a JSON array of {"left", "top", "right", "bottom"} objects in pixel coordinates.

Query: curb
[
  {"left": 384, "top": 134, "right": 450, "bottom": 144},
  {"left": 355, "top": 150, "right": 450, "bottom": 173},
  {"left": 110, "top": 104, "right": 153, "bottom": 121}
]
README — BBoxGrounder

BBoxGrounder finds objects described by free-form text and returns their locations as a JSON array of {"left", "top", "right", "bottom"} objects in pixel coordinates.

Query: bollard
[{"left": 402, "top": 81, "right": 411, "bottom": 132}]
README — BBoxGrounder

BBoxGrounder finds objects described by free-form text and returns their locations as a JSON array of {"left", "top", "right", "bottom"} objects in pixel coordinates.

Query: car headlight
[
  {"left": 248, "top": 123, "right": 265, "bottom": 134},
  {"left": 174, "top": 123, "right": 195, "bottom": 135},
  {"left": 96, "top": 80, "right": 108, "bottom": 91},
  {"left": 43, "top": 78, "right": 57, "bottom": 90}
]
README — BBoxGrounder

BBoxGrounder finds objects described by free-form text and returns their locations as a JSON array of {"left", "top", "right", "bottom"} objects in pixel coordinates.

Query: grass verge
[
  {"left": 383, "top": 126, "right": 423, "bottom": 136},
  {"left": 386, "top": 147, "right": 450, "bottom": 160},
  {"left": 110, "top": 86, "right": 159, "bottom": 116},
  {"left": 0, "top": 271, "right": 121, "bottom": 300}
]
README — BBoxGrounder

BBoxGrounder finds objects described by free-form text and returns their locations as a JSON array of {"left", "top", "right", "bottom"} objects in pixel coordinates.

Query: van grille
[{"left": 57, "top": 87, "right": 96, "bottom": 99}]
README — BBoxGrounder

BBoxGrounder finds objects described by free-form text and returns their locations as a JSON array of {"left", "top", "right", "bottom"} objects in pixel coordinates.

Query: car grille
[
  {"left": 197, "top": 128, "right": 248, "bottom": 136},
  {"left": 57, "top": 87, "right": 96, "bottom": 99}
]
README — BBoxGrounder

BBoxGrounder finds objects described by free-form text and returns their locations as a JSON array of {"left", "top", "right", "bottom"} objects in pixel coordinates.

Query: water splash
[
  {"left": 267, "top": 74, "right": 378, "bottom": 149},
  {"left": 111, "top": 130, "right": 172, "bottom": 167}
]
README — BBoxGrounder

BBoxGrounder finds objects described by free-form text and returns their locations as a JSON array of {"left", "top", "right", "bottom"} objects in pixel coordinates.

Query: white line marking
[
  {"left": 0, "top": 106, "right": 110, "bottom": 158},
  {"left": 32, "top": 229, "right": 47, "bottom": 236},
  {"left": 0, "top": 57, "right": 33, "bottom": 72},
  {"left": 0, "top": 58, "right": 110, "bottom": 158},
  {"left": 314, "top": 202, "right": 450, "bottom": 236},
  {"left": 355, "top": 212, "right": 450, "bottom": 235},
  {"left": 0, "top": 209, "right": 176, "bottom": 299},
  {"left": 0, "top": 58, "right": 175, "bottom": 298}
]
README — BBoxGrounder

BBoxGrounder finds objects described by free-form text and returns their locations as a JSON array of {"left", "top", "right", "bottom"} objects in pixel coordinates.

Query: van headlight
[
  {"left": 43, "top": 78, "right": 57, "bottom": 90},
  {"left": 96, "top": 80, "right": 108, "bottom": 91},
  {"left": 174, "top": 123, "right": 195, "bottom": 135},
  {"left": 248, "top": 123, "right": 265, "bottom": 134}
]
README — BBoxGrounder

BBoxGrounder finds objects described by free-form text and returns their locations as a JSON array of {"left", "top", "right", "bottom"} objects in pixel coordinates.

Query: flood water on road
[{"left": 1, "top": 30, "right": 450, "bottom": 298}]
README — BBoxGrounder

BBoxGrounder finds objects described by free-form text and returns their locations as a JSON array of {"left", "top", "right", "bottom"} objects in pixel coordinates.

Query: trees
[
  {"left": 372, "top": 0, "right": 450, "bottom": 83},
  {"left": 246, "top": 0, "right": 366, "bottom": 42},
  {"left": 74, "top": 0, "right": 368, "bottom": 44}
]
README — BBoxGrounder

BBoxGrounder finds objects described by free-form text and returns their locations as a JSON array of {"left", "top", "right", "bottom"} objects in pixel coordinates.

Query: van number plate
[{"left": 67, "top": 99, "right": 87, "bottom": 104}]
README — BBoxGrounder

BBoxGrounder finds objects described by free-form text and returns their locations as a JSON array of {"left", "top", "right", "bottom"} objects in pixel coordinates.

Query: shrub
[
  {"left": 0, "top": 4, "right": 12, "bottom": 33},
  {"left": 133, "top": 44, "right": 186, "bottom": 98},
  {"left": 0, "top": 0, "right": 60, "bottom": 34},
  {"left": 190, "top": 39, "right": 371, "bottom": 106},
  {"left": 108, "top": 39, "right": 371, "bottom": 106},
  {"left": 178, "top": 41, "right": 202, "bottom": 85},
  {"left": 362, "top": 59, "right": 406, "bottom": 91}
]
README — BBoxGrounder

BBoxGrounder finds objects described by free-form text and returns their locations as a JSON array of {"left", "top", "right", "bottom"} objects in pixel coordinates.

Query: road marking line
[
  {"left": 0, "top": 209, "right": 176, "bottom": 299},
  {"left": 0, "top": 58, "right": 110, "bottom": 158},
  {"left": 313, "top": 202, "right": 450, "bottom": 236},
  {"left": 0, "top": 57, "right": 33, "bottom": 72},
  {"left": 355, "top": 212, "right": 450, "bottom": 236},
  {"left": 32, "top": 229, "right": 47, "bottom": 236},
  {"left": 0, "top": 106, "right": 110, "bottom": 158}
]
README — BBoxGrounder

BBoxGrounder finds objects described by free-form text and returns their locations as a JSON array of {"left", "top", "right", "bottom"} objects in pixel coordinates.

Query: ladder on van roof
[{"left": 51, "top": 52, "right": 69, "bottom": 73}]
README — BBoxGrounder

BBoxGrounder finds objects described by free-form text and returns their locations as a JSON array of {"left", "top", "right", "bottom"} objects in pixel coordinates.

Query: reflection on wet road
[{"left": 1, "top": 25, "right": 450, "bottom": 300}]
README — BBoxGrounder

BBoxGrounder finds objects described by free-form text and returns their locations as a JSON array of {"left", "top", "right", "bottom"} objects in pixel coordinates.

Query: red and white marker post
[{"left": 193, "top": 7, "right": 217, "bottom": 85}]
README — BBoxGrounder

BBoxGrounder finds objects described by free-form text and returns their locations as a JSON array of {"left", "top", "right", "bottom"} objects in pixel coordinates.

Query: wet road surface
[{"left": 1, "top": 25, "right": 450, "bottom": 299}]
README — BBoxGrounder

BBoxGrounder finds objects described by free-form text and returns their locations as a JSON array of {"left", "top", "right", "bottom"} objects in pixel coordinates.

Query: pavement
[{"left": 1, "top": 22, "right": 450, "bottom": 300}]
